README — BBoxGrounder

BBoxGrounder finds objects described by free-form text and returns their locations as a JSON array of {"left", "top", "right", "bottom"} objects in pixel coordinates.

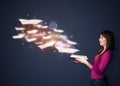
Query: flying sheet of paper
[
  {"left": 12, "top": 19, "right": 79, "bottom": 54},
  {"left": 70, "top": 54, "right": 88, "bottom": 60}
]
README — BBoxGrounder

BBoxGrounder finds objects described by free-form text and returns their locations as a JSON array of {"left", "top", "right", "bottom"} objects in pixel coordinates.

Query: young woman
[{"left": 73, "top": 30, "right": 115, "bottom": 86}]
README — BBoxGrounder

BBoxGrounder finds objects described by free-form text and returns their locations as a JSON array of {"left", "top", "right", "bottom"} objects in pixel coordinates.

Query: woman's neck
[{"left": 100, "top": 46, "right": 106, "bottom": 55}]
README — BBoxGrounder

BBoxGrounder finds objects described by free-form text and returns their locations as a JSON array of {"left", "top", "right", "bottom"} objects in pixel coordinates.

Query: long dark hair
[{"left": 99, "top": 30, "right": 115, "bottom": 55}]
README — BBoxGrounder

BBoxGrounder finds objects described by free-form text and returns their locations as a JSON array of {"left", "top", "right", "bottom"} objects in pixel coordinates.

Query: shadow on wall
[{"left": 105, "top": 35, "right": 120, "bottom": 86}]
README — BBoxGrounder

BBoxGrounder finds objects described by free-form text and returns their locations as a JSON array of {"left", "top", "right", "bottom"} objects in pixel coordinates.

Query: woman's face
[{"left": 99, "top": 35, "right": 107, "bottom": 47}]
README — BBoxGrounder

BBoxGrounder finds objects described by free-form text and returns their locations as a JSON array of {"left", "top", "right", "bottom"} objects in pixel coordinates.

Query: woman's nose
[{"left": 98, "top": 38, "right": 100, "bottom": 41}]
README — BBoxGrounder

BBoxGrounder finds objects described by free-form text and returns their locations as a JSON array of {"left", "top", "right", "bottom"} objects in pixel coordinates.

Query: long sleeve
[
  {"left": 99, "top": 51, "right": 112, "bottom": 73},
  {"left": 91, "top": 50, "right": 112, "bottom": 79}
]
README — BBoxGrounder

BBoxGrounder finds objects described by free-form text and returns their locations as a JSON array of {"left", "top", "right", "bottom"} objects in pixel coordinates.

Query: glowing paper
[
  {"left": 19, "top": 19, "right": 43, "bottom": 24},
  {"left": 12, "top": 19, "right": 79, "bottom": 54}
]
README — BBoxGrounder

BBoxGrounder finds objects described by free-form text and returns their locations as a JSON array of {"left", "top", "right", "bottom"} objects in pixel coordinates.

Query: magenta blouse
[{"left": 91, "top": 50, "right": 112, "bottom": 79}]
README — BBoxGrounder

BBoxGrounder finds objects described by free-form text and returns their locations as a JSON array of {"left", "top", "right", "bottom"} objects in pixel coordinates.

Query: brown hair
[
  {"left": 98, "top": 30, "right": 115, "bottom": 57},
  {"left": 101, "top": 30, "right": 115, "bottom": 51}
]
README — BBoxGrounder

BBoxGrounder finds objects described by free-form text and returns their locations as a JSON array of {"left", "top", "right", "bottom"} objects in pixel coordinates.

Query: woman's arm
[
  {"left": 74, "top": 58, "right": 93, "bottom": 69},
  {"left": 85, "top": 60, "right": 93, "bottom": 69}
]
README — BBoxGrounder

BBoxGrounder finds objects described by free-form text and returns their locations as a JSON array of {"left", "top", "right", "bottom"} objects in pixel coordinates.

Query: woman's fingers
[
  {"left": 71, "top": 58, "right": 81, "bottom": 63},
  {"left": 76, "top": 58, "right": 87, "bottom": 63}
]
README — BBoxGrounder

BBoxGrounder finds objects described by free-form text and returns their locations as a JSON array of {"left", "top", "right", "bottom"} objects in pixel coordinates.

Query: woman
[{"left": 73, "top": 30, "right": 115, "bottom": 86}]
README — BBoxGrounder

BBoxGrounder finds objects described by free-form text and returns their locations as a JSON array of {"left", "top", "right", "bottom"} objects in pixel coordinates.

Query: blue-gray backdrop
[{"left": 1, "top": 0, "right": 120, "bottom": 86}]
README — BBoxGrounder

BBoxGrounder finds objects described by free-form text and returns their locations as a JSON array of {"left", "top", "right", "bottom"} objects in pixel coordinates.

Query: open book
[{"left": 70, "top": 54, "right": 88, "bottom": 60}]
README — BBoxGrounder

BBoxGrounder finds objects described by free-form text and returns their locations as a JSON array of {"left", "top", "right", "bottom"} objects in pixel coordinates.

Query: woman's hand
[
  {"left": 75, "top": 57, "right": 88, "bottom": 64},
  {"left": 72, "top": 57, "right": 93, "bottom": 69},
  {"left": 71, "top": 58, "right": 81, "bottom": 63}
]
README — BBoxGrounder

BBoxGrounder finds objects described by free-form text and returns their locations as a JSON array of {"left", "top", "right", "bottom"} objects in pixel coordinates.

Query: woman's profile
[{"left": 73, "top": 30, "right": 115, "bottom": 86}]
